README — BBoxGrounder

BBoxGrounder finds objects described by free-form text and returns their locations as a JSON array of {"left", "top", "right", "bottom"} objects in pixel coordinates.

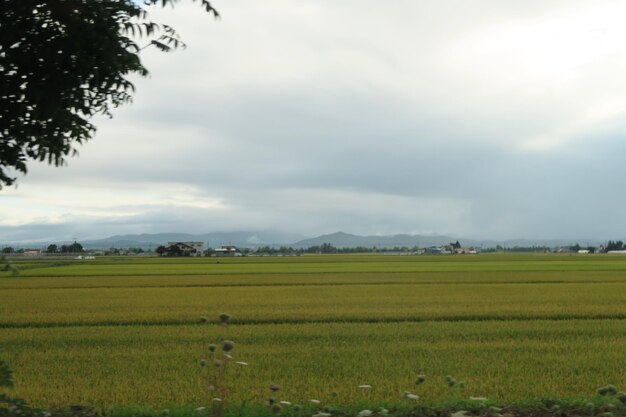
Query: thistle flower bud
[
  {"left": 270, "top": 383, "right": 281, "bottom": 392},
  {"left": 219, "top": 313, "right": 232, "bottom": 324},
  {"left": 458, "top": 381, "right": 466, "bottom": 389},
  {"left": 415, "top": 375, "right": 426, "bottom": 385},
  {"left": 214, "top": 359, "right": 223, "bottom": 368},
  {"left": 208, "top": 344, "right": 217, "bottom": 353},
  {"left": 199, "top": 359, "right": 207, "bottom": 367},
  {"left": 405, "top": 393, "right": 419, "bottom": 401},
  {"left": 221, "top": 340, "right": 235, "bottom": 352},
  {"left": 597, "top": 385, "right": 618, "bottom": 396}
]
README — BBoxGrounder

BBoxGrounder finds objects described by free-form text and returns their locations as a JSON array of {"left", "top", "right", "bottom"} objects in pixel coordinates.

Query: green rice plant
[
  {"left": 2, "top": 320, "right": 626, "bottom": 408},
  {"left": 2, "top": 254, "right": 626, "bottom": 410},
  {"left": 3, "top": 281, "right": 626, "bottom": 327},
  {"left": 0, "top": 352, "right": 34, "bottom": 417},
  {"left": 4, "top": 253, "right": 626, "bottom": 279}
]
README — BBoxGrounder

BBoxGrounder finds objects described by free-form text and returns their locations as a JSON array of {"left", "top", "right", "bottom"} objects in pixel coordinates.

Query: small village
[{"left": 4, "top": 240, "right": 626, "bottom": 258}]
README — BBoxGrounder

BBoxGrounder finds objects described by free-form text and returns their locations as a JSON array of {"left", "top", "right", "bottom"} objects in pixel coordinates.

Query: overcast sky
[{"left": 3, "top": 0, "right": 626, "bottom": 242}]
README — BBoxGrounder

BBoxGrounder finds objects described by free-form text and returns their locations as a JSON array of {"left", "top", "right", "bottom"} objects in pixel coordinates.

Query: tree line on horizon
[{"left": 2, "top": 240, "right": 626, "bottom": 256}]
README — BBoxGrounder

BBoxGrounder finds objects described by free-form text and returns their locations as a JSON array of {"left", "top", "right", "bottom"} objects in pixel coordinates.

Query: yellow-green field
[{"left": 1, "top": 254, "right": 626, "bottom": 408}]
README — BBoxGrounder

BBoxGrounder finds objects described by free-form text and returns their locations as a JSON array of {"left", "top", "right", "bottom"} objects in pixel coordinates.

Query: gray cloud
[{"left": 3, "top": 0, "right": 626, "bottom": 242}]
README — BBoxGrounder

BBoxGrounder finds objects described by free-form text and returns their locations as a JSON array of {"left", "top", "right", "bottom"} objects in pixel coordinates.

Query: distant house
[
  {"left": 22, "top": 249, "right": 41, "bottom": 256},
  {"left": 166, "top": 242, "right": 204, "bottom": 257},
  {"left": 214, "top": 245, "right": 242, "bottom": 257}
]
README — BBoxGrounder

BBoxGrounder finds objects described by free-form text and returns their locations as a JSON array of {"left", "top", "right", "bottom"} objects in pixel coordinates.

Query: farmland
[{"left": 1, "top": 254, "right": 626, "bottom": 409}]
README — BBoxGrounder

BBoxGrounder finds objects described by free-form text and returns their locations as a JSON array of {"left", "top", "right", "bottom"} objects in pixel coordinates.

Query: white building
[{"left": 214, "top": 245, "right": 242, "bottom": 257}]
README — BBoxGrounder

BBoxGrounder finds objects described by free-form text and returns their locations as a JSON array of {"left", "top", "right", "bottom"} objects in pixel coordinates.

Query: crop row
[
  {"left": 2, "top": 320, "right": 625, "bottom": 408},
  {"left": 4, "top": 254, "right": 626, "bottom": 277},
  {"left": 2, "top": 282, "right": 626, "bottom": 326},
  {"left": 2, "top": 270, "right": 626, "bottom": 290}
]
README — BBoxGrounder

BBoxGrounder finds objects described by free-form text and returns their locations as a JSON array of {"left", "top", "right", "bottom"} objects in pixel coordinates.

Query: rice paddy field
[{"left": 1, "top": 254, "right": 626, "bottom": 409}]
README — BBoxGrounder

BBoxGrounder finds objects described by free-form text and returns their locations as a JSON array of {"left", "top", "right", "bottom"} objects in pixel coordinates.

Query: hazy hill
[
  {"left": 291, "top": 231, "right": 481, "bottom": 248},
  {"left": 81, "top": 231, "right": 305, "bottom": 250},
  {"left": 291, "top": 233, "right": 604, "bottom": 249},
  {"left": 7, "top": 230, "right": 607, "bottom": 250}
]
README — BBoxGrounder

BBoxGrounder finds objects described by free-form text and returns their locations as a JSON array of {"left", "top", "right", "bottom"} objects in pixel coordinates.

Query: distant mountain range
[
  {"left": 5, "top": 230, "right": 607, "bottom": 250},
  {"left": 290, "top": 232, "right": 604, "bottom": 249},
  {"left": 291, "top": 231, "right": 471, "bottom": 248},
  {"left": 79, "top": 231, "right": 306, "bottom": 250}
]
